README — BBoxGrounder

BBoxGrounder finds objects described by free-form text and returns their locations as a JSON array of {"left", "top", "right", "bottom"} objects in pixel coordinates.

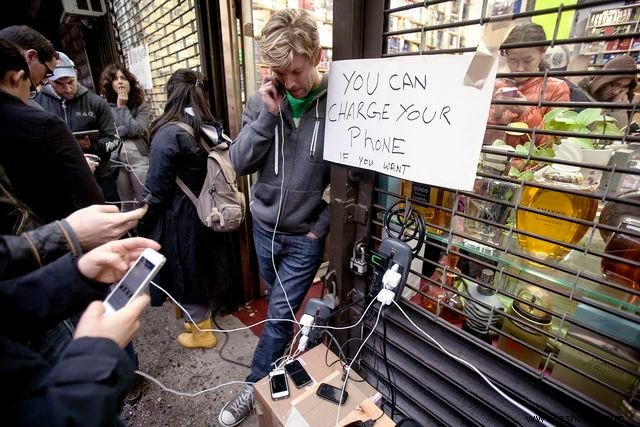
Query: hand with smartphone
[
  {"left": 64, "top": 204, "right": 149, "bottom": 251},
  {"left": 102, "top": 247, "right": 165, "bottom": 314},
  {"left": 259, "top": 75, "right": 285, "bottom": 115}
]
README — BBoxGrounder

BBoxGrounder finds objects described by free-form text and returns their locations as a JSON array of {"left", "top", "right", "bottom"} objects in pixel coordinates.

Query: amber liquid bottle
[
  {"left": 517, "top": 166, "right": 598, "bottom": 261},
  {"left": 601, "top": 218, "right": 640, "bottom": 305},
  {"left": 401, "top": 181, "right": 454, "bottom": 235}
]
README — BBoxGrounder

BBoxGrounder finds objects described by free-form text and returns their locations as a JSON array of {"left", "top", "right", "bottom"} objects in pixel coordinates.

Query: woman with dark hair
[
  {"left": 578, "top": 55, "right": 639, "bottom": 129},
  {"left": 486, "top": 22, "right": 570, "bottom": 147},
  {"left": 137, "top": 69, "right": 241, "bottom": 349},
  {"left": 100, "top": 64, "right": 150, "bottom": 208}
]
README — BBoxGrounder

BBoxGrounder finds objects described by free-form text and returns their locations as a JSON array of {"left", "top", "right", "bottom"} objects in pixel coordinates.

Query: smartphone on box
[
  {"left": 269, "top": 369, "right": 289, "bottom": 400},
  {"left": 316, "top": 383, "right": 348, "bottom": 405},
  {"left": 102, "top": 248, "right": 166, "bottom": 315},
  {"left": 284, "top": 359, "right": 313, "bottom": 388}
]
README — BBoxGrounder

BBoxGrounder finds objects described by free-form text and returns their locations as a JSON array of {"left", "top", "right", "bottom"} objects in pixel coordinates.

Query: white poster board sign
[
  {"left": 323, "top": 54, "right": 498, "bottom": 191},
  {"left": 127, "top": 44, "right": 153, "bottom": 90}
]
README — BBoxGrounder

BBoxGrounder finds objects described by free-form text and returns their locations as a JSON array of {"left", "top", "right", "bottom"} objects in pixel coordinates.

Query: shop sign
[{"left": 323, "top": 54, "right": 497, "bottom": 191}]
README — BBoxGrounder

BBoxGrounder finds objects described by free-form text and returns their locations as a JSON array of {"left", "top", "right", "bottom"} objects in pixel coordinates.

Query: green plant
[
  {"left": 543, "top": 107, "right": 622, "bottom": 149},
  {"left": 493, "top": 124, "right": 555, "bottom": 181}
]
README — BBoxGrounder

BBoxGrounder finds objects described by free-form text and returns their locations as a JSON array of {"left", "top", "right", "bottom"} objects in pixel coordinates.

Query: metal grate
[{"left": 334, "top": 0, "right": 640, "bottom": 425}]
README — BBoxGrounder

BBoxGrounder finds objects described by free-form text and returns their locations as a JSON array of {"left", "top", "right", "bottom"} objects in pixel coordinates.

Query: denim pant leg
[{"left": 247, "top": 222, "right": 324, "bottom": 383}]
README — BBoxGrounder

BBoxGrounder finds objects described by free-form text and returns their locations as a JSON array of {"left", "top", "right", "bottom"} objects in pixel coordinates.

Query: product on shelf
[
  {"left": 401, "top": 181, "right": 455, "bottom": 235},
  {"left": 516, "top": 163, "right": 598, "bottom": 261},
  {"left": 601, "top": 217, "right": 640, "bottom": 306},
  {"left": 551, "top": 303, "right": 640, "bottom": 413},
  {"left": 496, "top": 285, "right": 552, "bottom": 368},
  {"left": 462, "top": 269, "right": 504, "bottom": 343}
]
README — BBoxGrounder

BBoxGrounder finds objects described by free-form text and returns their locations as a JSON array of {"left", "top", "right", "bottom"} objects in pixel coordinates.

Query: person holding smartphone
[
  {"left": 0, "top": 237, "right": 158, "bottom": 426},
  {"left": 220, "top": 9, "right": 330, "bottom": 427},
  {"left": 35, "top": 52, "right": 122, "bottom": 203},
  {"left": 486, "top": 23, "right": 570, "bottom": 147}
]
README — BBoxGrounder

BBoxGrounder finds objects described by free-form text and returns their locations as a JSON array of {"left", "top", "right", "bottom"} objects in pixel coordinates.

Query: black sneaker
[
  {"left": 218, "top": 387, "right": 253, "bottom": 427},
  {"left": 124, "top": 374, "right": 145, "bottom": 406}
]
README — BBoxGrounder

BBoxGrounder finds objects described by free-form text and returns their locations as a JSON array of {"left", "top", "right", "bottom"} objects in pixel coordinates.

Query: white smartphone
[
  {"left": 269, "top": 368, "right": 289, "bottom": 400},
  {"left": 102, "top": 248, "right": 166, "bottom": 315}
]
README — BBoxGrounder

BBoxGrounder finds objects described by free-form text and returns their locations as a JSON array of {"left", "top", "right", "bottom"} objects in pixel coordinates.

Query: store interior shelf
[{"left": 422, "top": 228, "right": 638, "bottom": 313}]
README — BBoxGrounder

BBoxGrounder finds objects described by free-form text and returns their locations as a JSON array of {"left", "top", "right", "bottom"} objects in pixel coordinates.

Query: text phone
[
  {"left": 269, "top": 368, "right": 290, "bottom": 400},
  {"left": 284, "top": 359, "right": 312, "bottom": 388}
]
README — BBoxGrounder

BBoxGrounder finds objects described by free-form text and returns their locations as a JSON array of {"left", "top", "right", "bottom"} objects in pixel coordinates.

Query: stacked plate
[{"left": 463, "top": 280, "right": 504, "bottom": 335}]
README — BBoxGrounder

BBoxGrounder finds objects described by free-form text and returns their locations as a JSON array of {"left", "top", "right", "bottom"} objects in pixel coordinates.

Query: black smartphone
[
  {"left": 284, "top": 359, "right": 312, "bottom": 388},
  {"left": 316, "top": 383, "right": 348, "bottom": 405},
  {"left": 72, "top": 129, "right": 100, "bottom": 140},
  {"left": 273, "top": 77, "right": 284, "bottom": 95}
]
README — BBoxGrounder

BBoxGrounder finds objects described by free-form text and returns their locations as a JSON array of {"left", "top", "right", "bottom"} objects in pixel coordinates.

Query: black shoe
[{"left": 124, "top": 374, "right": 145, "bottom": 405}]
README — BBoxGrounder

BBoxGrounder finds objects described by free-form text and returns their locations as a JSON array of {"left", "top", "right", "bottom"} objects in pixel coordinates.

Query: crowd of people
[
  {"left": 0, "top": 8, "right": 329, "bottom": 427},
  {"left": 0, "top": 10, "right": 637, "bottom": 427}
]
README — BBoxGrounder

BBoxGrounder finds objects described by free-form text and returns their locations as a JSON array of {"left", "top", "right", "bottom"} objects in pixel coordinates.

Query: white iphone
[
  {"left": 102, "top": 248, "right": 166, "bottom": 315},
  {"left": 269, "top": 368, "right": 290, "bottom": 400}
]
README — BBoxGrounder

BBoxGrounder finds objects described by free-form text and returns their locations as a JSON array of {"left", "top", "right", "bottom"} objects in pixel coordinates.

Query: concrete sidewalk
[{"left": 121, "top": 303, "right": 260, "bottom": 426}]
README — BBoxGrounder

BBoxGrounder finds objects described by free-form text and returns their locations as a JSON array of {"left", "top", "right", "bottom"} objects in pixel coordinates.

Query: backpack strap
[
  {"left": 170, "top": 121, "right": 210, "bottom": 153},
  {"left": 169, "top": 121, "right": 204, "bottom": 205}
]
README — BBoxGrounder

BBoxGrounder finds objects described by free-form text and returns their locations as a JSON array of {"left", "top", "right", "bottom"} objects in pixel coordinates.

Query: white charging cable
[{"left": 392, "top": 300, "right": 556, "bottom": 427}]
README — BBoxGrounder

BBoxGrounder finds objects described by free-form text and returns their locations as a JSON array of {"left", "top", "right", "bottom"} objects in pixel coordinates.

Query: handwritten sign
[
  {"left": 323, "top": 54, "right": 498, "bottom": 191},
  {"left": 127, "top": 44, "right": 153, "bottom": 90}
]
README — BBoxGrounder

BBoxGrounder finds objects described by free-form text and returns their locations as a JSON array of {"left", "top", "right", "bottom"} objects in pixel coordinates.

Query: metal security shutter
[{"left": 329, "top": 1, "right": 640, "bottom": 425}]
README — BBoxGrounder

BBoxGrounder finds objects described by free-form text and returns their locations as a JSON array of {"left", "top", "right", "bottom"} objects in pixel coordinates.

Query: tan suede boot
[{"left": 177, "top": 318, "right": 217, "bottom": 349}]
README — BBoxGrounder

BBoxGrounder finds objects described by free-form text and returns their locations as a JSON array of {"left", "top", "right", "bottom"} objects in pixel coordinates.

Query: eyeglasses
[
  {"left": 28, "top": 76, "right": 37, "bottom": 99},
  {"left": 39, "top": 59, "right": 54, "bottom": 79}
]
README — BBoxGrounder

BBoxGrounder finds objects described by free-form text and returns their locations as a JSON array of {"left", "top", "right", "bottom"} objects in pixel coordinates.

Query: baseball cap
[{"left": 50, "top": 51, "right": 76, "bottom": 81}]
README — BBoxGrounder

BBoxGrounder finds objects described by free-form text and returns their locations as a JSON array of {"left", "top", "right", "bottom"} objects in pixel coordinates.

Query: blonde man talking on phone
[{"left": 220, "top": 9, "right": 330, "bottom": 426}]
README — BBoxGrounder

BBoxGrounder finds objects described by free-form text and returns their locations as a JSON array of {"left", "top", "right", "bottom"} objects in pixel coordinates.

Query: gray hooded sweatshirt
[{"left": 230, "top": 75, "right": 330, "bottom": 238}]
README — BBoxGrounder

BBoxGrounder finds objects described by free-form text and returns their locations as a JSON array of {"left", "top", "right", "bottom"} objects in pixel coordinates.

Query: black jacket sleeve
[
  {"left": 0, "top": 220, "right": 82, "bottom": 280},
  {"left": 2, "top": 336, "right": 134, "bottom": 427},
  {"left": 0, "top": 253, "right": 107, "bottom": 339},
  {"left": 47, "top": 116, "right": 105, "bottom": 210}
]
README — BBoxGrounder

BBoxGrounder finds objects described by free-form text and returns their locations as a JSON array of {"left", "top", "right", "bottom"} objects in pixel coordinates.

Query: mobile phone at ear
[
  {"left": 102, "top": 248, "right": 166, "bottom": 315},
  {"left": 284, "top": 359, "right": 313, "bottom": 388},
  {"left": 269, "top": 369, "right": 290, "bottom": 400},
  {"left": 273, "top": 78, "right": 284, "bottom": 95},
  {"left": 316, "top": 383, "right": 348, "bottom": 405}
]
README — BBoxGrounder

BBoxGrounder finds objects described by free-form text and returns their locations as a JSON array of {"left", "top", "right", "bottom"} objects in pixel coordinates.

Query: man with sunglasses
[{"left": 0, "top": 25, "right": 58, "bottom": 108}]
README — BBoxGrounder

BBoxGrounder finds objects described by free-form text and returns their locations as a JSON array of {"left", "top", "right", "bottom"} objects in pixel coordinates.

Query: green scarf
[{"left": 285, "top": 87, "right": 320, "bottom": 120}]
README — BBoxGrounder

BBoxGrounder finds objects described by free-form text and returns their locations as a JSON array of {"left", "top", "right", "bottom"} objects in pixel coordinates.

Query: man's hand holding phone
[{"left": 260, "top": 76, "right": 284, "bottom": 115}]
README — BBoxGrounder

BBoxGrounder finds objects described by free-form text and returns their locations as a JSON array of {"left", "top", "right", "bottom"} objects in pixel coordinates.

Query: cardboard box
[{"left": 253, "top": 343, "right": 394, "bottom": 427}]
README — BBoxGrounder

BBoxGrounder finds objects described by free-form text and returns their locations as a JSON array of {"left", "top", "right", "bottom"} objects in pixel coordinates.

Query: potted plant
[{"left": 543, "top": 107, "right": 623, "bottom": 184}]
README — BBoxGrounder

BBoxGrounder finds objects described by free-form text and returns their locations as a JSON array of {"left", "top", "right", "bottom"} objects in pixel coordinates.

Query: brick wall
[{"left": 110, "top": 0, "right": 201, "bottom": 118}]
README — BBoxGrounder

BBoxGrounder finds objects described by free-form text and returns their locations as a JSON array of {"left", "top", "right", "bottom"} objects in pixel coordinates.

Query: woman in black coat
[{"left": 137, "top": 69, "right": 241, "bottom": 349}]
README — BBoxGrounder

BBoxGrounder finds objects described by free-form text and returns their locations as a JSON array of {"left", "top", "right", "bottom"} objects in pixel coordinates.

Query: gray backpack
[{"left": 172, "top": 122, "right": 245, "bottom": 232}]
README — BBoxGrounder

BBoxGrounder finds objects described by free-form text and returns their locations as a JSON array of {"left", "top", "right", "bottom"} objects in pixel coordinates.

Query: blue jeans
[{"left": 246, "top": 220, "right": 324, "bottom": 383}]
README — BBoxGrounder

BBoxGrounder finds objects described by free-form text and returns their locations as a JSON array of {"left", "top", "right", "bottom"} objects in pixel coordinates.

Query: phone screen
[
  {"left": 270, "top": 371, "right": 288, "bottom": 397},
  {"left": 316, "top": 383, "right": 348, "bottom": 404},
  {"left": 105, "top": 257, "right": 156, "bottom": 311},
  {"left": 284, "top": 359, "right": 312, "bottom": 388}
]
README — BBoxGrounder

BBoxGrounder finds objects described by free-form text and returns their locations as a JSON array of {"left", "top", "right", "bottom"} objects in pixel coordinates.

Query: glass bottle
[
  {"left": 401, "top": 181, "right": 454, "bottom": 235},
  {"left": 497, "top": 286, "right": 552, "bottom": 368},
  {"left": 516, "top": 165, "right": 598, "bottom": 261},
  {"left": 422, "top": 267, "right": 464, "bottom": 323},
  {"left": 463, "top": 269, "right": 504, "bottom": 343},
  {"left": 601, "top": 217, "right": 640, "bottom": 306}
]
